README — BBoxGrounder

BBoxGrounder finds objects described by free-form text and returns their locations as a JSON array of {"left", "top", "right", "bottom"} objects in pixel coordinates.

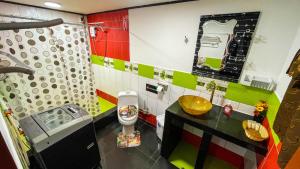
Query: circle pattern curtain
[{"left": 0, "top": 17, "right": 99, "bottom": 118}]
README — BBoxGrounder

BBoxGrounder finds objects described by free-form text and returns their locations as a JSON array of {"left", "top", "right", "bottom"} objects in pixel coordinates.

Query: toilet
[{"left": 117, "top": 91, "right": 139, "bottom": 136}]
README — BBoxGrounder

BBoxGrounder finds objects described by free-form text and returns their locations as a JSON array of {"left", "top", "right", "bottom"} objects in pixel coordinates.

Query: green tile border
[
  {"left": 216, "top": 86, "right": 227, "bottom": 92},
  {"left": 138, "top": 64, "right": 154, "bottom": 79},
  {"left": 172, "top": 71, "right": 197, "bottom": 90},
  {"left": 197, "top": 81, "right": 205, "bottom": 87},
  {"left": 97, "top": 97, "right": 116, "bottom": 114},
  {"left": 225, "top": 82, "right": 272, "bottom": 106},
  {"left": 91, "top": 55, "right": 104, "bottom": 66},
  {"left": 113, "top": 59, "right": 125, "bottom": 71}
]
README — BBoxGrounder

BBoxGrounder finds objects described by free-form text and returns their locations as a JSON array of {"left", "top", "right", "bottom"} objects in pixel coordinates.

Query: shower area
[
  {"left": 0, "top": 15, "right": 100, "bottom": 119},
  {"left": 0, "top": 7, "right": 103, "bottom": 168}
]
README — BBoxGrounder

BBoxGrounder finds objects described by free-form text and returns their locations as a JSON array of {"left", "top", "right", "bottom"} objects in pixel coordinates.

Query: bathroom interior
[{"left": 1, "top": 0, "right": 300, "bottom": 169}]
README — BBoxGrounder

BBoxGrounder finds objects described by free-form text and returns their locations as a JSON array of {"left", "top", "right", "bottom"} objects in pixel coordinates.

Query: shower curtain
[{"left": 0, "top": 16, "right": 99, "bottom": 119}]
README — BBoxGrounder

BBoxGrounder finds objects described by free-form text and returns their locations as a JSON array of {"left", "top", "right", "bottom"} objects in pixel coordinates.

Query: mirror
[
  {"left": 197, "top": 19, "right": 237, "bottom": 71},
  {"left": 192, "top": 12, "right": 260, "bottom": 82}
]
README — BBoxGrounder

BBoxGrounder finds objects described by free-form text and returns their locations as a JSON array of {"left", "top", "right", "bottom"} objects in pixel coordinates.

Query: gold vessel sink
[{"left": 178, "top": 95, "right": 213, "bottom": 116}]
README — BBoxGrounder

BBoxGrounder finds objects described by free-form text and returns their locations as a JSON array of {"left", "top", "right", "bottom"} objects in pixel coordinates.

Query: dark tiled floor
[{"left": 96, "top": 119, "right": 176, "bottom": 169}]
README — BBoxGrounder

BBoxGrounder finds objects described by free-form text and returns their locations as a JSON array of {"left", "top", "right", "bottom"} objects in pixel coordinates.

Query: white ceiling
[{"left": 6, "top": 0, "right": 179, "bottom": 14}]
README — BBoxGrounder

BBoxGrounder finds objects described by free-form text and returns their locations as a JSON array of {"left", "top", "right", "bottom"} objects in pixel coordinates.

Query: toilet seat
[
  {"left": 120, "top": 115, "right": 137, "bottom": 121},
  {"left": 117, "top": 91, "right": 139, "bottom": 127},
  {"left": 118, "top": 105, "right": 138, "bottom": 121}
]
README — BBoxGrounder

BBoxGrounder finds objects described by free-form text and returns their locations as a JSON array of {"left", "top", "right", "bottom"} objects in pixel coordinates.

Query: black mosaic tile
[
  {"left": 192, "top": 12, "right": 260, "bottom": 82},
  {"left": 216, "top": 86, "right": 227, "bottom": 92},
  {"left": 166, "top": 75, "right": 173, "bottom": 79},
  {"left": 197, "top": 81, "right": 205, "bottom": 86}
]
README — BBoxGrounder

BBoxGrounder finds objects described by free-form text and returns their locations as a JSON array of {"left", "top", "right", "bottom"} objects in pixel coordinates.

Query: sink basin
[{"left": 178, "top": 95, "right": 212, "bottom": 116}]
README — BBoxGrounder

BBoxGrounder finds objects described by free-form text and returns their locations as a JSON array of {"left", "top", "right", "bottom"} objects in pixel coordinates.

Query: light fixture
[{"left": 44, "top": 2, "right": 61, "bottom": 8}]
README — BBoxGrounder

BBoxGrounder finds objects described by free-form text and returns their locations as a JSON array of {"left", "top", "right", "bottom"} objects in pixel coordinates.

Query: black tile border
[{"left": 192, "top": 12, "right": 260, "bottom": 83}]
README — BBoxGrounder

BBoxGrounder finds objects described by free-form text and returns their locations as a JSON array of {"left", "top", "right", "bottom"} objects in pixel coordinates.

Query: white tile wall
[
  {"left": 199, "top": 91, "right": 211, "bottom": 100},
  {"left": 183, "top": 89, "right": 200, "bottom": 96},
  {"left": 169, "top": 85, "right": 185, "bottom": 104},
  {"left": 147, "top": 97, "right": 158, "bottom": 115},
  {"left": 138, "top": 93, "right": 148, "bottom": 111},
  {"left": 92, "top": 65, "right": 101, "bottom": 89},
  {"left": 102, "top": 67, "right": 110, "bottom": 94},
  {"left": 156, "top": 101, "right": 169, "bottom": 116},
  {"left": 130, "top": 74, "right": 139, "bottom": 92},
  {"left": 238, "top": 103, "right": 255, "bottom": 116},
  {"left": 122, "top": 72, "right": 131, "bottom": 91},
  {"left": 115, "top": 70, "right": 123, "bottom": 94},
  {"left": 138, "top": 76, "right": 147, "bottom": 95},
  {"left": 107, "top": 68, "right": 117, "bottom": 97},
  {"left": 222, "top": 99, "right": 240, "bottom": 111}
]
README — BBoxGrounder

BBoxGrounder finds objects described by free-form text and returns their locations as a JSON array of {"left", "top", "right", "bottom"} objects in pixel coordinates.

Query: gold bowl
[
  {"left": 242, "top": 120, "right": 269, "bottom": 142},
  {"left": 178, "top": 95, "right": 213, "bottom": 116}
]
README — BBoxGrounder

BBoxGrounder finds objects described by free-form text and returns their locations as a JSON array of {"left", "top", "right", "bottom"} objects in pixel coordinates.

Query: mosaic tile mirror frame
[{"left": 192, "top": 12, "right": 260, "bottom": 82}]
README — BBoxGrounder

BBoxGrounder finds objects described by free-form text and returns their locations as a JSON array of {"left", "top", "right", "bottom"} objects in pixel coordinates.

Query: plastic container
[{"left": 156, "top": 114, "right": 165, "bottom": 141}]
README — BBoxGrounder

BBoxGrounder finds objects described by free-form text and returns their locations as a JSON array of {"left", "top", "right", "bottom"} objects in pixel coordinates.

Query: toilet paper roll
[{"left": 157, "top": 86, "right": 163, "bottom": 93}]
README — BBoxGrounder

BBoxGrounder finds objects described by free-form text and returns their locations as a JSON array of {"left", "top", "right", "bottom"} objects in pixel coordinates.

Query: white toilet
[{"left": 117, "top": 91, "right": 139, "bottom": 136}]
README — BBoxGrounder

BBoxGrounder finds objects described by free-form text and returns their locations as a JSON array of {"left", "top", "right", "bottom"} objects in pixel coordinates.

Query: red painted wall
[
  {"left": 257, "top": 119, "right": 280, "bottom": 169},
  {"left": 87, "top": 10, "right": 130, "bottom": 61}
]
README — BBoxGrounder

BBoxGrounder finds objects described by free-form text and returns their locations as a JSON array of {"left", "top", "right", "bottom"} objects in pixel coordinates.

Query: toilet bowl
[{"left": 117, "top": 91, "right": 139, "bottom": 136}]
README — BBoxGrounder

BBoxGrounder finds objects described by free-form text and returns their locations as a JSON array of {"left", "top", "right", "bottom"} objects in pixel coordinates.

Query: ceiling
[{"left": 5, "top": 0, "right": 181, "bottom": 14}]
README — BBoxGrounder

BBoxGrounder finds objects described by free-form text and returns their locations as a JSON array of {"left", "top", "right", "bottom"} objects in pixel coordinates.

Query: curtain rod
[
  {"left": 0, "top": 18, "right": 63, "bottom": 30},
  {"left": 0, "top": 14, "right": 84, "bottom": 27}
]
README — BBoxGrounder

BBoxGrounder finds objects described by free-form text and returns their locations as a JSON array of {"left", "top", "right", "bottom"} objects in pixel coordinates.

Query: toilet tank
[{"left": 118, "top": 91, "right": 138, "bottom": 108}]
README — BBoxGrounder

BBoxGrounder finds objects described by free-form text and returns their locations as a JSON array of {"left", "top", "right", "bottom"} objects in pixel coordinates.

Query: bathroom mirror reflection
[
  {"left": 197, "top": 19, "right": 237, "bottom": 71},
  {"left": 192, "top": 12, "right": 260, "bottom": 82}
]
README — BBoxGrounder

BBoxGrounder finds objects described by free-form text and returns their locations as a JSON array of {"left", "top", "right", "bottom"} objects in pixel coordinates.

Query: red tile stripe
[
  {"left": 138, "top": 111, "right": 157, "bottom": 127},
  {"left": 257, "top": 119, "right": 280, "bottom": 169},
  {"left": 96, "top": 89, "right": 118, "bottom": 104}
]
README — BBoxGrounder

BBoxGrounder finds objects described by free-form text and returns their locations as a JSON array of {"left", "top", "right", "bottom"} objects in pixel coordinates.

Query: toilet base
[{"left": 122, "top": 125, "right": 135, "bottom": 136}]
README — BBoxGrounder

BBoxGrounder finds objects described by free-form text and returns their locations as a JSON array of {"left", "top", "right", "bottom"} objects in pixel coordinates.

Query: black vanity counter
[{"left": 161, "top": 101, "right": 268, "bottom": 169}]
